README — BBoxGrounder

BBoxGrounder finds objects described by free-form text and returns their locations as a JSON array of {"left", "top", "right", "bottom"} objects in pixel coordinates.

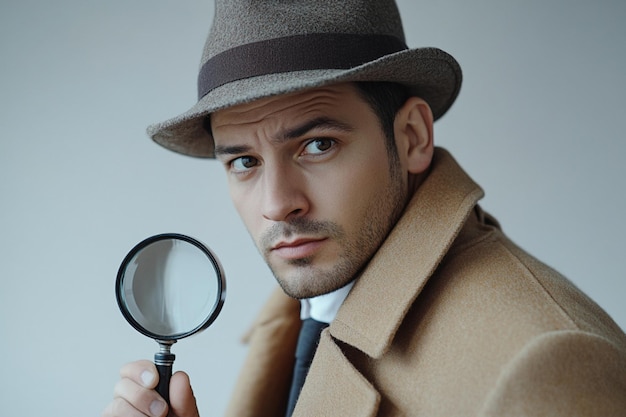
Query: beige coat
[{"left": 225, "top": 148, "right": 626, "bottom": 417}]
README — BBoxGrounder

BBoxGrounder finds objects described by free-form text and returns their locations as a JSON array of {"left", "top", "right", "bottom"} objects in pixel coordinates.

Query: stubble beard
[{"left": 259, "top": 160, "right": 408, "bottom": 300}]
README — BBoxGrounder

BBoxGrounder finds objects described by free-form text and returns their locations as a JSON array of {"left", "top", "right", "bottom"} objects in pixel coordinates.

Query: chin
[
  {"left": 277, "top": 279, "right": 318, "bottom": 300},
  {"left": 276, "top": 275, "right": 349, "bottom": 300},
  {"left": 272, "top": 257, "right": 358, "bottom": 299}
]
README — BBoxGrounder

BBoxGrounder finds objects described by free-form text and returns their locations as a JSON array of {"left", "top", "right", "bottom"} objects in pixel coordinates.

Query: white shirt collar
[{"left": 300, "top": 281, "right": 355, "bottom": 323}]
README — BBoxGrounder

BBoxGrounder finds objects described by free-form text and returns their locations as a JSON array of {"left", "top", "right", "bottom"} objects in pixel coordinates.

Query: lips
[{"left": 271, "top": 238, "right": 327, "bottom": 260}]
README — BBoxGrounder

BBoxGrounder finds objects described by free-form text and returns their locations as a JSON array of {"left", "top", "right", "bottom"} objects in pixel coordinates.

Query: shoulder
[
  {"left": 442, "top": 206, "right": 624, "bottom": 339},
  {"left": 480, "top": 330, "right": 626, "bottom": 417}
]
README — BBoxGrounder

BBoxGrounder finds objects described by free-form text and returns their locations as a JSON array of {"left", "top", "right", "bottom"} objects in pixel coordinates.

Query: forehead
[{"left": 210, "top": 83, "right": 366, "bottom": 134}]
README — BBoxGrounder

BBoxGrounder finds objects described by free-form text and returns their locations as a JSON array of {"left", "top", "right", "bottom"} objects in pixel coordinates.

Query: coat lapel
[{"left": 293, "top": 329, "right": 381, "bottom": 417}]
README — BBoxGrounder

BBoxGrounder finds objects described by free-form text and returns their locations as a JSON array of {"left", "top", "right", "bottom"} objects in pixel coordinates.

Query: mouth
[{"left": 271, "top": 237, "right": 327, "bottom": 260}]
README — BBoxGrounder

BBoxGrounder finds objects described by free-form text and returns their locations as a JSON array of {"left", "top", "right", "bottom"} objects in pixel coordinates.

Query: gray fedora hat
[{"left": 147, "top": 0, "right": 462, "bottom": 158}]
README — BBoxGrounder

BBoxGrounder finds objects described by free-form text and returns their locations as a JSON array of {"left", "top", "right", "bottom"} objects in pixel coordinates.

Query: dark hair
[{"left": 353, "top": 81, "right": 412, "bottom": 157}]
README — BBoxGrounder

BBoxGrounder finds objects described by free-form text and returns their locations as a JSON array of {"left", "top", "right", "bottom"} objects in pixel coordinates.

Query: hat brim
[{"left": 147, "top": 47, "right": 461, "bottom": 158}]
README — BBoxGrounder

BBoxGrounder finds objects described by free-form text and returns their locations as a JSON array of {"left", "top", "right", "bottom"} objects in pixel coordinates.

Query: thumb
[{"left": 169, "top": 371, "right": 200, "bottom": 417}]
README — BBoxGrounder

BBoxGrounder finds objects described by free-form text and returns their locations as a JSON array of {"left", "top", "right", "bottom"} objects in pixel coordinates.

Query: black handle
[{"left": 155, "top": 351, "right": 176, "bottom": 412}]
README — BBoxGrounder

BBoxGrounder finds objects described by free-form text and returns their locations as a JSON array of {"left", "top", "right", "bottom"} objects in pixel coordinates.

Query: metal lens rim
[{"left": 115, "top": 233, "right": 226, "bottom": 341}]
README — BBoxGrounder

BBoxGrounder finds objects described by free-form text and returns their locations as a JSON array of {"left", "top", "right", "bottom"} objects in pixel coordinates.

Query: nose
[{"left": 260, "top": 163, "right": 309, "bottom": 222}]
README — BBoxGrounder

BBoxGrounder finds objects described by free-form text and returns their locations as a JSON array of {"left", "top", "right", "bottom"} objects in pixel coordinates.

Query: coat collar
[{"left": 329, "top": 147, "right": 484, "bottom": 358}]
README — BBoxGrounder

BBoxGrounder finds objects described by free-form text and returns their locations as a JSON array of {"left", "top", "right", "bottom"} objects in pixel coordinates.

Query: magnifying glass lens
[{"left": 119, "top": 238, "right": 219, "bottom": 337}]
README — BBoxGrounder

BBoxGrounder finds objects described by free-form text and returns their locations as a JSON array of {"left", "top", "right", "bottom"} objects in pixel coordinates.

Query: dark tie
[{"left": 285, "top": 318, "right": 329, "bottom": 417}]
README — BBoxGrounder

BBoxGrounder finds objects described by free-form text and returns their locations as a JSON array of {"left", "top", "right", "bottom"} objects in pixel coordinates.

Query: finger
[
  {"left": 169, "top": 371, "right": 200, "bottom": 417},
  {"left": 113, "top": 377, "right": 168, "bottom": 417},
  {"left": 120, "top": 360, "right": 159, "bottom": 389},
  {"left": 102, "top": 396, "right": 156, "bottom": 417}
]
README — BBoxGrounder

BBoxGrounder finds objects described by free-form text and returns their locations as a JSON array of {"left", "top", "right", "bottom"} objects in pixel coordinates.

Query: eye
[
  {"left": 302, "top": 138, "right": 335, "bottom": 155},
  {"left": 230, "top": 155, "right": 259, "bottom": 173}
]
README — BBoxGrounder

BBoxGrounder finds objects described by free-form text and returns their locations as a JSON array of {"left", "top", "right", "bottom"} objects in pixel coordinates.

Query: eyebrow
[
  {"left": 214, "top": 144, "right": 251, "bottom": 158},
  {"left": 279, "top": 116, "right": 353, "bottom": 141},
  {"left": 214, "top": 116, "right": 353, "bottom": 158}
]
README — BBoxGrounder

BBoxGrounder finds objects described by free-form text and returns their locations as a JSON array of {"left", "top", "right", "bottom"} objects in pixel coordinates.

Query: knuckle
[
  {"left": 103, "top": 397, "right": 129, "bottom": 417},
  {"left": 113, "top": 378, "right": 155, "bottom": 415}
]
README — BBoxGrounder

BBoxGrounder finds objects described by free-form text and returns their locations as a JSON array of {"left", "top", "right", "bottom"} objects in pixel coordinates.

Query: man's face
[{"left": 211, "top": 83, "right": 409, "bottom": 299}]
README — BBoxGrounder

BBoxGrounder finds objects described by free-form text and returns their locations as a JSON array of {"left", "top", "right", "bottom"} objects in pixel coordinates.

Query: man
[{"left": 103, "top": 1, "right": 626, "bottom": 416}]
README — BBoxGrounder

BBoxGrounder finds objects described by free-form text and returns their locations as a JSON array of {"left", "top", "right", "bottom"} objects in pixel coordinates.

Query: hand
[{"left": 102, "top": 360, "right": 200, "bottom": 417}]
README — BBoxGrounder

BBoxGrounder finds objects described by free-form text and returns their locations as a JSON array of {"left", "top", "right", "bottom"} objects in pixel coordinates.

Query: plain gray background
[{"left": 1, "top": 0, "right": 624, "bottom": 415}]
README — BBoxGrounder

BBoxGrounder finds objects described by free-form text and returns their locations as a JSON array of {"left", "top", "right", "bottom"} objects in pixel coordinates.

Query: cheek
[{"left": 315, "top": 163, "right": 386, "bottom": 226}]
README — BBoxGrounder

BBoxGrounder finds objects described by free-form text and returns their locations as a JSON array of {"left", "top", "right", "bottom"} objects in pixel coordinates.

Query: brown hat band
[{"left": 197, "top": 33, "right": 407, "bottom": 100}]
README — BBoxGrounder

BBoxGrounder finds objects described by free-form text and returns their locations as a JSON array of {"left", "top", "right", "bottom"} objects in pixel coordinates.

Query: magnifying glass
[{"left": 115, "top": 233, "right": 226, "bottom": 408}]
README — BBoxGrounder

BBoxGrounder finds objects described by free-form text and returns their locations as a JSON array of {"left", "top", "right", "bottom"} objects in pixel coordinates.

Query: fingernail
[
  {"left": 141, "top": 369, "right": 155, "bottom": 387},
  {"left": 150, "top": 399, "right": 166, "bottom": 417}
]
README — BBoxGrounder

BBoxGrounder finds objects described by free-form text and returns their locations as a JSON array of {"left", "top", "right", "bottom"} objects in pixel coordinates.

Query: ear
[{"left": 394, "top": 97, "right": 434, "bottom": 174}]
